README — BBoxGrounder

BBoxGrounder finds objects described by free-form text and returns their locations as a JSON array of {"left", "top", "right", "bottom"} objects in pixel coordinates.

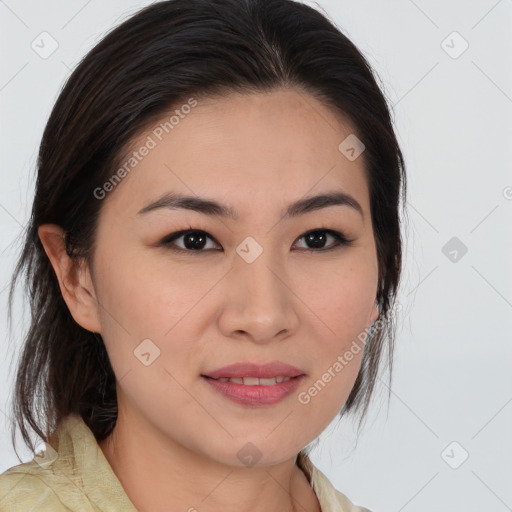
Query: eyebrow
[{"left": 137, "top": 190, "right": 364, "bottom": 220}]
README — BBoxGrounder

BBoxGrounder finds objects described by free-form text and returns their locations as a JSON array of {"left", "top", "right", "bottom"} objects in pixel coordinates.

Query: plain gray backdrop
[{"left": 1, "top": 1, "right": 511, "bottom": 511}]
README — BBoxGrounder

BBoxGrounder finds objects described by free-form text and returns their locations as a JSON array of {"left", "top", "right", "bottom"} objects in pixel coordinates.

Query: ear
[
  {"left": 369, "top": 300, "right": 379, "bottom": 325},
  {"left": 38, "top": 224, "right": 102, "bottom": 334}
]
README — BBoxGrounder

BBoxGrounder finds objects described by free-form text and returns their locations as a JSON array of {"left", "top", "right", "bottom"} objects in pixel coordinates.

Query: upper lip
[{"left": 202, "top": 362, "right": 306, "bottom": 379}]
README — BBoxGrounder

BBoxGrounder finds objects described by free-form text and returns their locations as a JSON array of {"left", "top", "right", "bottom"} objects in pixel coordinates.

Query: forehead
[{"left": 101, "top": 88, "right": 370, "bottom": 221}]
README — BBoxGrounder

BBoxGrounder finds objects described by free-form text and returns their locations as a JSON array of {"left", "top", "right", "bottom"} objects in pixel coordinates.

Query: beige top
[{"left": 0, "top": 414, "right": 372, "bottom": 511}]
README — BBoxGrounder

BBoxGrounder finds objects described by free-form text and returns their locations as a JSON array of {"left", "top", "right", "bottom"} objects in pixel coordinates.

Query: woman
[{"left": 0, "top": 0, "right": 406, "bottom": 510}]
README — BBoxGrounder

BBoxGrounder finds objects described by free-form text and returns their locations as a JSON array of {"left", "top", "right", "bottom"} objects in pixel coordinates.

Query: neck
[{"left": 98, "top": 407, "right": 320, "bottom": 512}]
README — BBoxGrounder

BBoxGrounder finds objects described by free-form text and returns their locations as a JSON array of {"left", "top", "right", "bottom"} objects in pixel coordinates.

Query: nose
[{"left": 217, "top": 248, "right": 299, "bottom": 344}]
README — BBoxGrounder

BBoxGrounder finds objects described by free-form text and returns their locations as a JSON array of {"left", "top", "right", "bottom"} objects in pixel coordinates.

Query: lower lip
[{"left": 202, "top": 375, "right": 305, "bottom": 406}]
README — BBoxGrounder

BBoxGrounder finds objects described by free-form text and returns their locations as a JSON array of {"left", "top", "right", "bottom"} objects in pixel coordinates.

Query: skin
[{"left": 39, "top": 88, "right": 379, "bottom": 512}]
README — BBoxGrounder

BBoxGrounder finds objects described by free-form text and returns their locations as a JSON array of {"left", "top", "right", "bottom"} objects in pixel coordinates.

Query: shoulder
[
  {"left": 0, "top": 462, "right": 63, "bottom": 511},
  {"left": 300, "top": 452, "right": 373, "bottom": 512},
  {"left": 0, "top": 460, "right": 90, "bottom": 512},
  {"left": 333, "top": 487, "right": 374, "bottom": 512},
  {"left": 1, "top": 415, "right": 138, "bottom": 512}
]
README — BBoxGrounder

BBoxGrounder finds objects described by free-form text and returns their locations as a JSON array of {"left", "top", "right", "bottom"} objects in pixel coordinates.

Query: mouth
[
  {"left": 201, "top": 361, "right": 306, "bottom": 381},
  {"left": 200, "top": 362, "right": 306, "bottom": 406},
  {"left": 201, "top": 375, "right": 302, "bottom": 385},
  {"left": 200, "top": 366, "right": 306, "bottom": 406}
]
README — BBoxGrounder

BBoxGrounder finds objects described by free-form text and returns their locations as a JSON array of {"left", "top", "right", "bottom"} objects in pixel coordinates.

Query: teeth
[{"left": 216, "top": 376, "right": 293, "bottom": 385}]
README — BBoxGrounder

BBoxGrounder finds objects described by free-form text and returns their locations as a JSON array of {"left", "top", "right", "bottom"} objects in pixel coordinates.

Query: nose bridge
[
  {"left": 235, "top": 244, "right": 285, "bottom": 311},
  {"left": 221, "top": 241, "right": 297, "bottom": 340}
]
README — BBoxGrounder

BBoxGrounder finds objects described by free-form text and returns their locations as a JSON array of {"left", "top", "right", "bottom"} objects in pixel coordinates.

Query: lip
[
  {"left": 202, "top": 374, "right": 305, "bottom": 406},
  {"left": 201, "top": 361, "right": 305, "bottom": 379}
]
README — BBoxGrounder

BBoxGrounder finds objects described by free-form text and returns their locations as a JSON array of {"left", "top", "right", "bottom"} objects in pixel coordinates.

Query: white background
[{"left": 1, "top": 1, "right": 511, "bottom": 511}]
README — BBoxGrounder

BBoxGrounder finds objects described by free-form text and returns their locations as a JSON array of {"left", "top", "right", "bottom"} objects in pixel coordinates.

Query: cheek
[
  {"left": 95, "top": 246, "right": 217, "bottom": 336},
  {"left": 296, "top": 255, "right": 377, "bottom": 339},
  {"left": 92, "top": 249, "right": 218, "bottom": 388},
  {"left": 293, "top": 259, "right": 376, "bottom": 409},
  {"left": 327, "top": 276, "right": 376, "bottom": 344}
]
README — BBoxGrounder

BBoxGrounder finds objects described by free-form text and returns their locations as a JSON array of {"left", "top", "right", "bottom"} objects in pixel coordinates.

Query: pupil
[
  {"left": 306, "top": 231, "right": 326, "bottom": 249},
  {"left": 184, "top": 232, "right": 206, "bottom": 250}
]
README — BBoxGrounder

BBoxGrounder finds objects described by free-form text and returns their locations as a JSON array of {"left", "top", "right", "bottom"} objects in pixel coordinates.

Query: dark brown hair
[{"left": 7, "top": 0, "right": 407, "bottom": 459}]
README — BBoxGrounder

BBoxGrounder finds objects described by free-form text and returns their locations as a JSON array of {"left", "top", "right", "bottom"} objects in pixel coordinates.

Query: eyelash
[{"left": 159, "top": 227, "right": 355, "bottom": 254}]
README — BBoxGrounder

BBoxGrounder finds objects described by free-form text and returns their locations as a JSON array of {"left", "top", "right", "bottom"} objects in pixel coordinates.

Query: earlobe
[
  {"left": 38, "top": 224, "right": 102, "bottom": 334},
  {"left": 370, "top": 300, "right": 379, "bottom": 325}
]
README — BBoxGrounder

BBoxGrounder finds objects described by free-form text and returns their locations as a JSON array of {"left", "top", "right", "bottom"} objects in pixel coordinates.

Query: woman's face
[{"left": 88, "top": 88, "right": 379, "bottom": 466}]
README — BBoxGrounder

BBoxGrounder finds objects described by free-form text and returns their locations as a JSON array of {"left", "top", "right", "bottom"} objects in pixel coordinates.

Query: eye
[
  {"left": 293, "top": 229, "right": 355, "bottom": 251},
  {"left": 160, "top": 228, "right": 354, "bottom": 254},
  {"left": 160, "top": 229, "right": 221, "bottom": 252}
]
